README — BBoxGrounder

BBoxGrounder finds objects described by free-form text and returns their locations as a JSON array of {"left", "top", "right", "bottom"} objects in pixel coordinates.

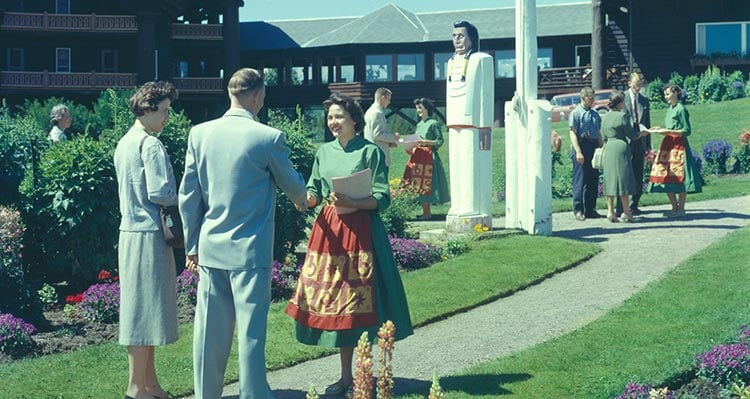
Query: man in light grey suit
[
  {"left": 364, "top": 87, "right": 399, "bottom": 173},
  {"left": 617, "top": 72, "right": 651, "bottom": 216},
  {"left": 179, "top": 68, "right": 308, "bottom": 399}
]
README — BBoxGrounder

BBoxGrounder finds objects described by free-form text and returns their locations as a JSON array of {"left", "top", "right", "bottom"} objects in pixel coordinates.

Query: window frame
[
  {"left": 695, "top": 21, "right": 749, "bottom": 56},
  {"left": 56, "top": 47, "right": 71, "bottom": 73}
]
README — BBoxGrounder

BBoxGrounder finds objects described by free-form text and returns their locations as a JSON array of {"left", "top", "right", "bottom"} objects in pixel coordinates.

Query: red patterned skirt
[
  {"left": 402, "top": 147, "right": 434, "bottom": 196},
  {"left": 285, "top": 206, "right": 377, "bottom": 330}
]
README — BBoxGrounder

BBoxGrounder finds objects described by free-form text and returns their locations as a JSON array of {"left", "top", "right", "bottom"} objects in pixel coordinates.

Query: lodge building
[{"left": 1, "top": 0, "right": 748, "bottom": 124}]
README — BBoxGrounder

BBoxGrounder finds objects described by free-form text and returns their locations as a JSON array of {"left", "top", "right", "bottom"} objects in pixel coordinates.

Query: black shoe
[
  {"left": 575, "top": 212, "right": 586, "bottom": 221},
  {"left": 585, "top": 212, "right": 604, "bottom": 219},
  {"left": 630, "top": 207, "right": 643, "bottom": 215}
]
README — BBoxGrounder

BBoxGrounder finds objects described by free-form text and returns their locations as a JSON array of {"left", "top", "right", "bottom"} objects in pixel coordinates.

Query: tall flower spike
[
  {"left": 377, "top": 321, "right": 396, "bottom": 399},
  {"left": 353, "top": 332, "right": 374, "bottom": 399},
  {"left": 306, "top": 384, "right": 320, "bottom": 399},
  {"left": 428, "top": 370, "right": 445, "bottom": 399}
]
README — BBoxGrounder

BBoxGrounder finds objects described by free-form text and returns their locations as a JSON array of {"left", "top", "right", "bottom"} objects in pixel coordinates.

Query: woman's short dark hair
[
  {"left": 323, "top": 92, "right": 366, "bottom": 133},
  {"left": 453, "top": 20, "right": 480, "bottom": 51},
  {"left": 608, "top": 89, "right": 625, "bottom": 109},
  {"left": 129, "top": 81, "right": 178, "bottom": 117},
  {"left": 664, "top": 84, "right": 682, "bottom": 95},
  {"left": 414, "top": 97, "right": 436, "bottom": 117}
]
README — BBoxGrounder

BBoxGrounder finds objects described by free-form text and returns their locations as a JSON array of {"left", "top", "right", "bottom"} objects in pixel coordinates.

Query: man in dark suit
[
  {"left": 618, "top": 72, "right": 651, "bottom": 216},
  {"left": 179, "top": 68, "right": 308, "bottom": 399}
]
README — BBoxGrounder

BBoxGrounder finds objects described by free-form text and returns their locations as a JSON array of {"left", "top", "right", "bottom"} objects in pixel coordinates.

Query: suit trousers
[
  {"left": 616, "top": 138, "right": 646, "bottom": 214},
  {"left": 571, "top": 140, "right": 599, "bottom": 216},
  {"left": 193, "top": 266, "right": 274, "bottom": 399}
]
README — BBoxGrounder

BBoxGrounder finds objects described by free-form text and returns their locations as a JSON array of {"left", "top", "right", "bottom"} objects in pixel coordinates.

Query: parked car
[{"left": 549, "top": 89, "right": 613, "bottom": 122}]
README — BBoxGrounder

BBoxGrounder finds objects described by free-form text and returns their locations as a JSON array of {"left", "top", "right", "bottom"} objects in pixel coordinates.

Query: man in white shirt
[
  {"left": 49, "top": 104, "right": 71, "bottom": 142},
  {"left": 364, "top": 87, "right": 399, "bottom": 173}
]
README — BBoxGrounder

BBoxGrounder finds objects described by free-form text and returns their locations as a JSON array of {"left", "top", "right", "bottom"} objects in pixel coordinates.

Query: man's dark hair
[{"left": 453, "top": 20, "right": 479, "bottom": 51}]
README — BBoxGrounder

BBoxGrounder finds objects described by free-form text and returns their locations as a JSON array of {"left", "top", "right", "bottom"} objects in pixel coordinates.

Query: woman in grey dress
[
  {"left": 114, "top": 81, "right": 179, "bottom": 399},
  {"left": 601, "top": 89, "right": 649, "bottom": 223}
]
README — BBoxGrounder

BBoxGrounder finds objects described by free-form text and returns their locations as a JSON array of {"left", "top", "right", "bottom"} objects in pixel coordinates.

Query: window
[
  {"left": 7, "top": 48, "right": 24, "bottom": 71},
  {"left": 340, "top": 64, "right": 353, "bottom": 83},
  {"left": 575, "top": 45, "right": 591, "bottom": 67},
  {"left": 56, "top": 48, "right": 70, "bottom": 72},
  {"left": 178, "top": 61, "right": 189, "bottom": 77},
  {"left": 101, "top": 49, "right": 118, "bottom": 72},
  {"left": 696, "top": 22, "right": 747, "bottom": 55},
  {"left": 433, "top": 52, "right": 452, "bottom": 80},
  {"left": 291, "top": 61, "right": 313, "bottom": 85},
  {"left": 397, "top": 54, "right": 424, "bottom": 81},
  {"left": 494, "top": 48, "right": 553, "bottom": 78},
  {"left": 263, "top": 67, "right": 280, "bottom": 86},
  {"left": 56, "top": 0, "right": 70, "bottom": 14},
  {"left": 366, "top": 55, "right": 391, "bottom": 82}
]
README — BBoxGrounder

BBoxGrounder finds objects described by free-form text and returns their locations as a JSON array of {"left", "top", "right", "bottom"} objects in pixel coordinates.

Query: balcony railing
[
  {"left": 0, "top": 12, "right": 137, "bottom": 33},
  {"left": 0, "top": 71, "right": 137, "bottom": 90},
  {"left": 171, "top": 23, "right": 223, "bottom": 40},
  {"left": 538, "top": 64, "right": 629, "bottom": 91},
  {"left": 172, "top": 77, "right": 224, "bottom": 94}
]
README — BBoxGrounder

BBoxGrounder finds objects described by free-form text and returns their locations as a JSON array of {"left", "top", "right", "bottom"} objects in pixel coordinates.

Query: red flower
[
  {"left": 75, "top": 293, "right": 84, "bottom": 303},
  {"left": 65, "top": 295, "right": 75, "bottom": 304},
  {"left": 739, "top": 131, "right": 750, "bottom": 145},
  {"left": 97, "top": 269, "right": 111, "bottom": 281},
  {"left": 66, "top": 293, "right": 84, "bottom": 304}
]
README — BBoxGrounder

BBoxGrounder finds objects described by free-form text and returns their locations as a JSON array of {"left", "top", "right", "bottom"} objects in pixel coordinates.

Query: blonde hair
[
  {"left": 629, "top": 72, "right": 645, "bottom": 88},
  {"left": 228, "top": 68, "right": 264, "bottom": 99}
]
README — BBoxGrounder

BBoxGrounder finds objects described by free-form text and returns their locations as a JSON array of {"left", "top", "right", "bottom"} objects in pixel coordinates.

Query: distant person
[
  {"left": 601, "top": 90, "right": 649, "bottom": 223},
  {"left": 179, "top": 68, "right": 308, "bottom": 399},
  {"left": 364, "top": 87, "right": 399, "bottom": 173},
  {"left": 285, "top": 93, "right": 413, "bottom": 399},
  {"left": 617, "top": 72, "right": 651, "bottom": 216},
  {"left": 569, "top": 87, "right": 603, "bottom": 221},
  {"left": 647, "top": 84, "right": 702, "bottom": 217},
  {"left": 113, "top": 81, "right": 179, "bottom": 399},
  {"left": 402, "top": 97, "right": 450, "bottom": 220},
  {"left": 49, "top": 104, "right": 71, "bottom": 142}
]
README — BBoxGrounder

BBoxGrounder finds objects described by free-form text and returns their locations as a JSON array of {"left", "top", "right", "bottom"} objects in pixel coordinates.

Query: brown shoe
[{"left": 575, "top": 212, "right": 586, "bottom": 221}]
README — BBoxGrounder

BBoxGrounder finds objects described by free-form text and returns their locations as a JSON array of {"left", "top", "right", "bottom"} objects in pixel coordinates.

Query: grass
[
  {"left": 396, "top": 226, "right": 750, "bottom": 398},
  {"left": 0, "top": 235, "right": 599, "bottom": 399}
]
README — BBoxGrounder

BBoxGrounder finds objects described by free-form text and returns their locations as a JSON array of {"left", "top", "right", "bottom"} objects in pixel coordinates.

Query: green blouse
[
  {"left": 665, "top": 102, "right": 691, "bottom": 137},
  {"left": 416, "top": 118, "right": 444, "bottom": 149},
  {"left": 307, "top": 134, "right": 390, "bottom": 211}
]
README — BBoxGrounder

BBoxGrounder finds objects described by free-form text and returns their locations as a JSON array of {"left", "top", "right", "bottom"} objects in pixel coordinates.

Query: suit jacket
[
  {"left": 624, "top": 89, "right": 651, "bottom": 149},
  {"left": 363, "top": 103, "right": 396, "bottom": 167},
  {"left": 179, "top": 108, "right": 307, "bottom": 270}
]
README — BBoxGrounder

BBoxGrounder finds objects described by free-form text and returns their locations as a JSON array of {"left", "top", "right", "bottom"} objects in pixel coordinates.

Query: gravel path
[{"left": 181, "top": 196, "right": 750, "bottom": 399}]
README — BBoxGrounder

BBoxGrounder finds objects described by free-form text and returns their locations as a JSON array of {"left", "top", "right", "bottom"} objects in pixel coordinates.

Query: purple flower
[
  {"left": 176, "top": 268, "right": 199, "bottom": 306},
  {"left": 615, "top": 381, "right": 653, "bottom": 399},
  {"left": 702, "top": 140, "right": 732, "bottom": 174},
  {"left": 78, "top": 282, "right": 120, "bottom": 324},
  {"left": 0, "top": 312, "right": 36, "bottom": 356},
  {"left": 389, "top": 235, "right": 442, "bottom": 271},
  {"left": 694, "top": 341, "right": 750, "bottom": 386},
  {"left": 271, "top": 259, "right": 302, "bottom": 301}
]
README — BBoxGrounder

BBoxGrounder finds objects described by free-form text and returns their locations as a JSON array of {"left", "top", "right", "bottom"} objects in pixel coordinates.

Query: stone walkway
[{"left": 181, "top": 196, "right": 750, "bottom": 399}]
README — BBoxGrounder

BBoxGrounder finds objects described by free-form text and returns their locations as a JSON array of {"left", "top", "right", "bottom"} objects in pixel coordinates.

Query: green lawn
[
  {"left": 395, "top": 227, "right": 750, "bottom": 398},
  {"left": 0, "top": 235, "right": 599, "bottom": 399}
]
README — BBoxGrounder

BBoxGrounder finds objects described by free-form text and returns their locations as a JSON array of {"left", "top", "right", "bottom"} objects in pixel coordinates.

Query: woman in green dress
[
  {"left": 286, "top": 93, "right": 413, "bottom": 397},
  {"left": 601, "top": 90, "right": 649, "bottom": 223},
  {"left": 647, "top": 84, "right": 702, "bottom": 217},
  {"left": 403, "top": 98, "right": 450, "bottom": 220}
]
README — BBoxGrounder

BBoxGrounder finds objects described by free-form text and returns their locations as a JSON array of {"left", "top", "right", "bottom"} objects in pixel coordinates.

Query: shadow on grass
[{"left": 440, "top": 373, "right": 533, "bottom": 396}]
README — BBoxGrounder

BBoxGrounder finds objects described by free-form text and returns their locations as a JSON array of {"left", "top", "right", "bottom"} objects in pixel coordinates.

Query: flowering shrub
[
  {"left": 615, "top": 381, "right": 654, "bottom": 399},
  {"left": 389, "top": 236, "right": 442, "bottom": 271},
  {"left": 443, "top": 238, "right": 471, "bottom": 258},
  {"left": 733, "top": 131, "right": 750, "bottom": 174},
  {"left": 0, "top": 312, "right": 36, "bottom": 357},
  {"left": 176, "top": 268, "right": 199, "bottom": 306},
  {"left": 694, "top": 341, "right": 750, "bottom": 387},
  {"left": 702, "top": 139, "right": 733, "bottom": 175},
  {"left": 78, "top": 282, "right": 120, "bottom": 324},
  {"left": 381, "top": 179, "right": 420, "bottom": 237},
  {"left": 271, "top": 258, "right": 302, "bottom": 302},
  {"left": 0, "top": 206, "right": 39, "bottom": 321}
]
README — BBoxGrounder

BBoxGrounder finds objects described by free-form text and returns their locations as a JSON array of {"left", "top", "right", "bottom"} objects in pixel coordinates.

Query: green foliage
[
  {"left": 668, "top": 71, "right": 684, "bottom": 88},
  {"left": 19, "top": 137, "right": 119, "bottom": 288},
  {"left": 671, "top": 378, "right": 722, "bottom": 399},
  {"left": 37, "top": 283, "right": 58, "bottom": 307},
  {"left": 267, "top": 106, "right": 316, "bottom": 261},
  {"left": 697, "top": 66, "right": 730, "bottom": 103},
  {"left": 442, "top": 238, "right": 471, "bottom": 258},
  {"left": 684, "top": 75, "right": 701, "bottom": 105},
  {"left": 91, "top": 87, "right": 136, "bottom": 142},
  {"left": 0, "top": 103, "right": 47, "bottom": 205},
  {"left": 0, "top": 206, "right": 40, "bottom": 322},
  {"left": 646, "top": 77, "right": 668, "bottom": 109},
  {"left": 734, "top": 145, "right": 750, "bottom": 174},
  {"left": 380, "top": 181, "right": 420, "bottom": 238},
  {"left": 20, "top": 97, "right": 93, "bottom": 138}
]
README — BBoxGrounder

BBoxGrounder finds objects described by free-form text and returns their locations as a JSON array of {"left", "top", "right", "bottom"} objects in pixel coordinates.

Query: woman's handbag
[
  {"left": 591, "top": 146, "right": 604, "bottom": 169},
  {"left": 160, "top": 206, "right": 184, "bottom": 248}
]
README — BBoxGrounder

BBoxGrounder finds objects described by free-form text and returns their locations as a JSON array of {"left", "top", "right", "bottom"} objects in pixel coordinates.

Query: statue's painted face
[{"left": 452, "top": 27, "right": 472, "bottom": 55}]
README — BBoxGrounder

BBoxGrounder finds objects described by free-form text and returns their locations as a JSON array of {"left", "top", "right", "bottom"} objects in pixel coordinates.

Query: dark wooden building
[{"left": 0, "top": 0, "right": 242, "bottom": 120}]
